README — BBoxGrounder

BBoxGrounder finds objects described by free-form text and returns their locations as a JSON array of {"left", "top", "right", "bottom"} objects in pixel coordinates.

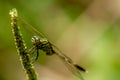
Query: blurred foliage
[
  {"left": 56, "top": 0, "right": 92, "bottom": 20},
  {"left": 0, "top": 0, "right": 120, "bottom": 80}
]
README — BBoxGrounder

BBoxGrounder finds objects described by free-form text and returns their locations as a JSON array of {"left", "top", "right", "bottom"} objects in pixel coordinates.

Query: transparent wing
[
  {"left": 19, "top": 17, "right": 60, "bottom": 48},
  {"left": 19, "top": 17, "right": 45, "bottom": 38},
  {"left": 52, "top": 45, "right": 85, "bottom": 80},
  {"left": 19, "top": 17, "right": 63, "bottom": 53},
  {"left": 52, "top": 44, "right": 86, "bottom": 71}
]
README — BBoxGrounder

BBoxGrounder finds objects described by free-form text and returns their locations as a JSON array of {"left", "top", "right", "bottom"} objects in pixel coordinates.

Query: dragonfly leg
[
  {"left": 26, "top": 46, "right": 38, "bottom": 63},
  {"left": 35, "top": 48, "right": 39, "bottom": 61},
  {"left": 27, "top": 46, "right": 35, "bottom": 53}
]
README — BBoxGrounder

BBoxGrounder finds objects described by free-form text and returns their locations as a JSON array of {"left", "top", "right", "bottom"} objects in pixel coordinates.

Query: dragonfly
[{"left": 19, "top": 17, "right": 86, "bottom": 80}]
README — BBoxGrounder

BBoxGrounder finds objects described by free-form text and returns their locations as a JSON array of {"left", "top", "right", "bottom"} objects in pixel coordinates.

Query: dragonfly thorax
[{"left": 31, "top": 36, "right": 55, "bottom": 55}]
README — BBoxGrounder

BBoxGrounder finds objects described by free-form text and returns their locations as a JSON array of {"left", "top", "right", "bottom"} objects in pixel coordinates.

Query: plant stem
[{"left": 9, "top": 8, "right": 38, "bottom": 80}]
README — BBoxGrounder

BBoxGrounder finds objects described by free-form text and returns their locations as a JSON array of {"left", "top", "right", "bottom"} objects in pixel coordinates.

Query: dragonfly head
[
  {"left": 31, "top": 36, "right": 48, "bottom": 46},
  {"left": 31, "top": 36, "right": 55, "bottom": 55},
  {"left": 31, "top": 36, "right": 40, "bottom": 46}
]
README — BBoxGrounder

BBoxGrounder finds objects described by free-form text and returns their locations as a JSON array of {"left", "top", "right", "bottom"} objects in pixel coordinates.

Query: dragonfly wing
[
  {"left": 19, "top": 17, "right": 45, "bottom": 38},
  {"left": 55, "top": 52, "right": 84, "bottom": 80},
  {"left": 52, "top": 45, "right": 84, "bottom": 80},
  {"left": 74, "top": 64, "right": 86, "bottom": 72}
]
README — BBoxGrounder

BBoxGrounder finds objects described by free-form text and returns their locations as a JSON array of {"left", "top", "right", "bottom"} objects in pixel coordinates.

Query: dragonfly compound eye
[{"left": 31, "top": 36, "right": 40, "bottom": 45}]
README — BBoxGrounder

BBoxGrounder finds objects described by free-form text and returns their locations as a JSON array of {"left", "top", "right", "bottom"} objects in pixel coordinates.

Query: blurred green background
[{"left": 0, "top": 0, "right": 120, "bottom": 80}]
